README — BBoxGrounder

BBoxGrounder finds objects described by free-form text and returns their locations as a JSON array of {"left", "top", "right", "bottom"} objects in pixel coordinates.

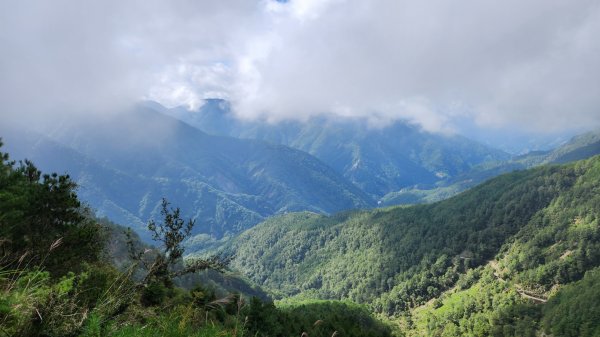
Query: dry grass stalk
[
  {"left": 17, "top": 251, "right": 30, "bottom": 265},
  {"left": 49, "top": 238, "right": 63, "bottom": 252},
  {"left": 206, "top": 294, "right": 235, "bottom": 310}
]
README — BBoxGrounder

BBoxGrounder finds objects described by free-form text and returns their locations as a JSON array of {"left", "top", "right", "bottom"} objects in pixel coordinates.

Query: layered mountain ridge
[
  {"left": 1, "top": 104, "right": 372, "bottom": 241},
  {"left": 155, "top": 99, "right": 510, "bottom": 199},
  {"left": 4, "top": 100, "right": 598, "bottom": 250}
]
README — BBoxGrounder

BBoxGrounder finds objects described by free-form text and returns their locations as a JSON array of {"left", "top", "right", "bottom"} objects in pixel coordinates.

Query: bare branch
[{"left": 170, "top": 254, "right": 233, "bottom": 278}]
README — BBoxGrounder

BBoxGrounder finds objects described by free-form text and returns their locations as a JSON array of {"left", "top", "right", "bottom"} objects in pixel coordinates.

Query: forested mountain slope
[
  {"left": 220, "top": 156, "right": 600, "bottom": 336},
  {"left": 1, "top": 105, "right": 372, "bottom": 241}
]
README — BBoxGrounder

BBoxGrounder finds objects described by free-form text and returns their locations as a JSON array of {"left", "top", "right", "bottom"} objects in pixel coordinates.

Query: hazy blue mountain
[
  {"left": 155, "top": 99, "right": 510, "bottom": 199},
  {"left": 543, "top": 130, "right": 600, "bottom": 163},
  {"left": 1, "top": 104, "right": 372, "bottom": 241},
  {"left": 381, "top": 129, "right": 600, "bottom": 205},
  {"left": 451, "top": 115, "right": 578, "bottom": 154}
]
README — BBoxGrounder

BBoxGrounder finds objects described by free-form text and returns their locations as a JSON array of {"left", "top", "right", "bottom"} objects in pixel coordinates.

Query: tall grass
[
  {"left": 108, "top": 317, "right": 238, "bottom": 337},
  {"left": 0, "top": 238, "right": 136, "bottom": 337},
  {"left": 0, "top": 239, "right": 65, "bottom": 335}
]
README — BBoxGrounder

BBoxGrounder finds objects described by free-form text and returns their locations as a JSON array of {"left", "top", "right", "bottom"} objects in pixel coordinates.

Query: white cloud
[
  {"left": 1, "top": 0, "right": 599, "bottom": 133},
  {"left": 229, "top": 0, "right": 600, "bottom": 132},
  {"left": 0, "top": 0, "right": 259, "bottom": 121},
  {"left": 147, "top": 62, "right": 233, "bottom": 110}
]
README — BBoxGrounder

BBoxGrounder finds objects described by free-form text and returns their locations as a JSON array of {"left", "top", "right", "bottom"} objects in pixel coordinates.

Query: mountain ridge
[
  {"left": 1, "top": 104, "right": 373, "bottom": 241},
  {"left": 380, "top": 128, "right": 600, "bottom": 206},
  {"left": 156, "top": 99, "right": 510, "bottom": 198}
]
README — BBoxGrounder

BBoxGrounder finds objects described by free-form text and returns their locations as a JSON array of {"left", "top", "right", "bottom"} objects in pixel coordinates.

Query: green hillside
[{"left": 220, "top": 155, "right": 600, "bottom": 336}]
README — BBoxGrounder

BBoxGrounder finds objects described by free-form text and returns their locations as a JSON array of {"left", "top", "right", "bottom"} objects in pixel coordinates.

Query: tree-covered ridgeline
[
  {"left": 223, "top": 155, "right": 600, "bottom": 336},
  {"left": 226, "top": 164, "right": 578, "bottom": 309}
]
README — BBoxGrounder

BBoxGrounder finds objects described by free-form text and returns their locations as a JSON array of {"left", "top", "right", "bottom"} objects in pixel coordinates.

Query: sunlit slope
[{"left": 222, "top": 155, "right": 600, "bottom": 336}]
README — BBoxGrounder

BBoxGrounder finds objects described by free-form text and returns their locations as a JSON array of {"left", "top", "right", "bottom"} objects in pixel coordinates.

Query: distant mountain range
[
  {"left": 1, "top": 105, "right": 371, "bottom": 241},
  {"left": 3, "top": 100, "right": 599, "bottom": 246},
  {"left": 381, "top": 129, "right": 600, "bottom": 205},
  {"left": 153, "top": 99, "right": 510, "bottom": 199},
  {"left": 153, "top": 99, "right": 600, "bottom": 207}
]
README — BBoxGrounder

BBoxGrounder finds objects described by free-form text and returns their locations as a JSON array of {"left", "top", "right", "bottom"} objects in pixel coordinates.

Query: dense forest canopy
[{"left": 220, "top": 155, "right": 600, "bottom": 336}]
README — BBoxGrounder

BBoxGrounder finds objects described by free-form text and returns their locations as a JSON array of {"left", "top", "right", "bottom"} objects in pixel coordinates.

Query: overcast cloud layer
[{"left": 1, "top": 0, "right": 599, "bottom": 133}]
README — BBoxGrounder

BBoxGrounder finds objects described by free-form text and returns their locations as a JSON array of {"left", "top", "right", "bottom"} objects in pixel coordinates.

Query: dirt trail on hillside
[{"left": 488, "top": 259, "right": 547, "bottom": 303}]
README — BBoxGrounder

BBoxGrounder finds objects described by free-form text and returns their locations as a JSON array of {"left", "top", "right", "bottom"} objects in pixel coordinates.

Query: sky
[{"left": 1, "top": 0, "right": 599, "bottom": 135}]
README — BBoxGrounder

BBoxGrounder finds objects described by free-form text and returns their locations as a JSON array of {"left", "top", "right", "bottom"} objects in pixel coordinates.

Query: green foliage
[
  {"left": 126, "top": 198, "right": 230, "bottom": 308},
  {"left": 106, "top": 308, "right": 240, "bottom": 337},
  {"left": 407, "top": 268, "right": 541, "bottom": 337},
  {"left": 239, "top": 297, "right": 392, "bottom": 337},
  {"left": 276, "top": 299, "right": 392, "bottom": 337},
  {"left": 404, "top": 157, "right": 600, "bottom": 336},
  {"left": 190, "top": 284, "right": 217, "bottom": 308},
  {"left": 0, "top": 265, "right": 131, "bottom": 336},
  {"left": 140, "top": 281, "right": 168, "bottom": 306},
  {"left": 79, "top": 313, "right": 103, "bottom": 337},
  {"left": 0, "top": 139, "right": 125, "bottom": 335},
  {"left": 244, "top": 297, "right": 285, "bottom": 336},
  {"left": 542, "top": 268, "right": 600, "bottom": 337},
  {"left": 226, "top": 163, "right": 577, "bottom": 314},
  {"left": 220, "top": 155, "right": 600, "bottom": 336},
  {"left": 0, "top": 140, "right": 105, "bottom": 275},
  {"left": 147, "top": 198, "right": 195, "bottom": 267},
  {"left": 0, "top": 142, "right": 129, "bottom": 335}
]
